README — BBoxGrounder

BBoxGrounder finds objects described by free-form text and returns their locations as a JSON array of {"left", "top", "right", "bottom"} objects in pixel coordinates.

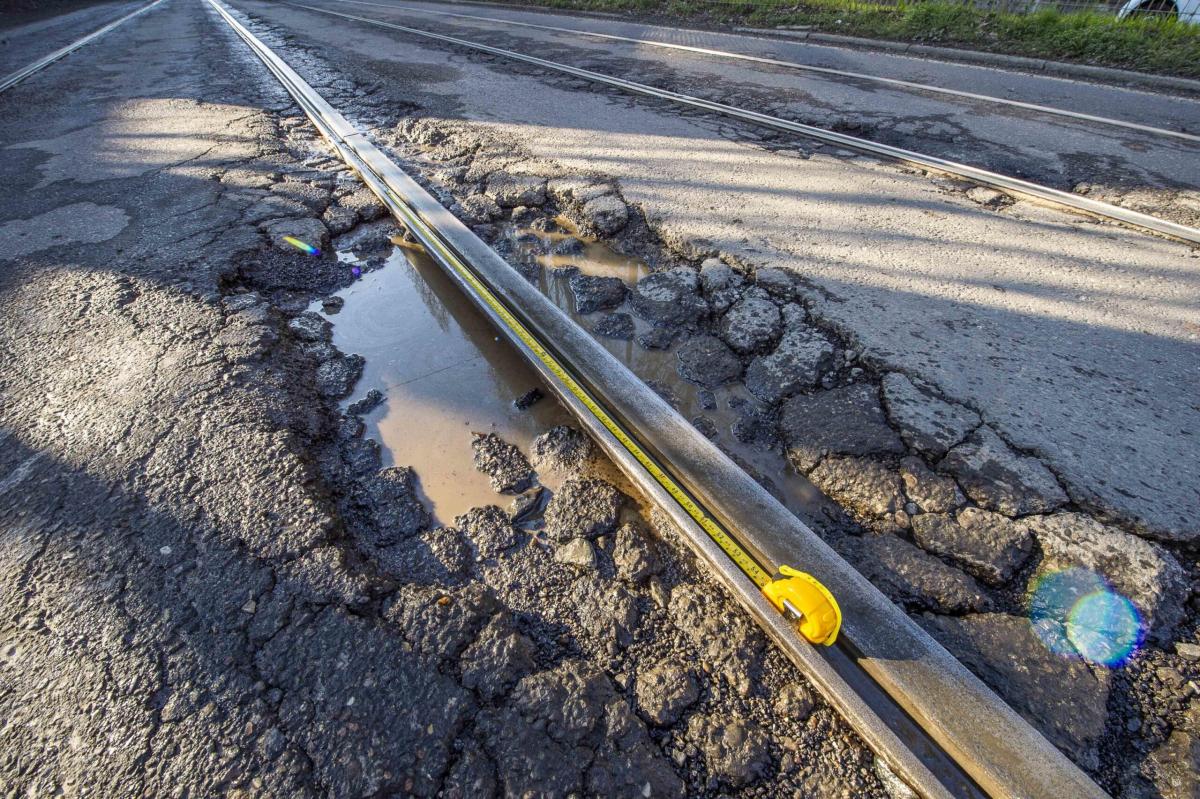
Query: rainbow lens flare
[
  {"left": 283, "top": 236, "right": 321, "bottom": 256},
  {"left": 1028, "top": 567, "right": 1143, "bottom": 667}
]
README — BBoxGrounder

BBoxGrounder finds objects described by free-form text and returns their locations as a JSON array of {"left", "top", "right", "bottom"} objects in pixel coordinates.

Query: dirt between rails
[{"left": 217, "top": 11, "right": 1200, "bottom": 797}]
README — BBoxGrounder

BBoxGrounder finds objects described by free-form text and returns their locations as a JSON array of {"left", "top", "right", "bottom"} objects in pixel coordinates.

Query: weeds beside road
[{"left": 507, "top": 0, "right": 1200, "bottom": 78}]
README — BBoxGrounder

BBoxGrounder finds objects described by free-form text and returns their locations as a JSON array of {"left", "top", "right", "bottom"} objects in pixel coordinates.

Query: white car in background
[{"left": 1117, "top": 0, "right": 1200, "bottom": 23}]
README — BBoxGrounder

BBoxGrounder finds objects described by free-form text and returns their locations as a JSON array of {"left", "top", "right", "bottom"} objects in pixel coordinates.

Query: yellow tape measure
[{"left": 381, "top": 185, "right": 841, "bottom": 647}]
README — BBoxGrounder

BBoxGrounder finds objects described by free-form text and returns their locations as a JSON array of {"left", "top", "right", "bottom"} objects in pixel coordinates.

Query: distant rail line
[
  {"left": 287, "top": 1, "right": 1200, "bottom": 247},
  {"left": 0, "top": 0, "right": 167, "bottom": 94},
  {"left": 324, "top": 0, "right": 1200, "bottom": 145}
]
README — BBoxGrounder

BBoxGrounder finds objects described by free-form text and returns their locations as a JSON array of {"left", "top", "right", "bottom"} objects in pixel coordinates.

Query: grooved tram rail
[
  {"left": 323, "top": 0, "right": 1200, "bottom": 144},
  {"left": 207, "top": 1, "right": 1112, "bottom": 796}
]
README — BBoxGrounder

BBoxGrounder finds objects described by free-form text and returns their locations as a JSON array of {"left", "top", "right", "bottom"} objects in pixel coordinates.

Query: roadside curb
[{"left": 734, "top": 26, "right": 1200, "bottom": 95}]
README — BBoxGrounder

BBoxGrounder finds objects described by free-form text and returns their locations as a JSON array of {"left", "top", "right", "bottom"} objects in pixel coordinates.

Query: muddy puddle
[
  {"left": 320, "top": 217, "right": 830, "bottom": 530},
  {"left": 317, "top": 244, "right": 573, "bottom": 525}
]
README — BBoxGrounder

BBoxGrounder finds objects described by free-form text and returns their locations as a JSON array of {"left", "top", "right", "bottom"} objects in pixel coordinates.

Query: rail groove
[
  {"left": 0, "top": 0, "right": 168, "bottom": 94},
  {"left": 287, "top": 0, "right": 1200, "bottom": 247},
  {"left": 209, "top": 1, "right": 1111, "bottom": 797},
  {"left": 322, "top": 0, "right": 1200, "bottom": 144}
]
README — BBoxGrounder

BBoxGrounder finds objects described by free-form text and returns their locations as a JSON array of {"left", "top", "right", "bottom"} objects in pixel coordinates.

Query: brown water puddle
[
  {"left": 321, "top": 220, "right": 829, "bottom": 531},
  {"left": 317, "top": 245, "right": 573, "bottom": 526}
]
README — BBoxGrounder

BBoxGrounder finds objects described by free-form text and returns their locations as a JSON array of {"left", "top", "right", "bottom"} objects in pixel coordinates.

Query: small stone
[
  {"left": 316, "top": 354, "right": 364, "bottom": 398},
  {"left": 484, "top": 172, "right": 547, "bottom": 207},
  {"left": 635, "top": 664, "right": 699, "bottom": 726},
  {"left": 898, "top": 456, "right": 964, "bottom": 513},
  {"left": 347, "top": 389, "right": 384, "bottom": 416},
  {"left": 779, "top": 384, "right": 904, "bottom": 472},
  {"left": 472, "top": 432, "right": 535, "bottom": 494},
  {"left": 630, "top": 268, "right": 706, "bottom": 328},
  {"left": 543, "top": 477, "right": 622, "bottom": 541},
  {"left": 322, "top": 205, "right": 358, "bottom": 235},
  {"left": 554, "top": 538, "right": 597, "bottom": 571},
  {"left": 592, "top": 312, "right": 635, "bottom": 340},
  {"left": 911, "top": 507, "right": 1032, "bottom": 586},
  {"left": 568, "top": 273, "right": 627, "bottom": 314},
  {"left": 457, "top": 193, "right": 503, "bottom": 224},
  {"left": 288, "top": 311, "right": 329, "bottom": 342},
  {"left": 676, "top": 335, "right": 742, "bottom": 389},
  {"left": 773, "top": 683, "right": 815, "bottom": 720},
  {"left": 530, "top": 426, "right": 592, "bottom": 473},
  {"left": 635, "top": 326, "right": 681, "bottom": 350},
  {"left": 612, "top": 523, "right": 661, "bottom": 583},
  {"left": 965, "top": 186, "right": 1008, "bottom": 207},
  {"left": 687, "top": 717, "right": 771, "bottom": 788},
  {"left": 744, "top": 325, "right": 833, "bottom": 404},
  {"left": 508, "top": 486, "right": 547, "bottom": 526},
  {"left": 940, "top": 427, "right": 1067, "bottom": 517},
  {"left": 320, "top": 295, "right": 344, "bottom": 314},
  {"left": 697, "top": 389, "right": 717, "bottom": 410},
  {"left": 455, "top": 505, "right": 522, "bottom": 558},
  {"left": 719, "top": 296, "right": 782, "bottom": 354},
  {"left": 699, "top": 258, "right": 743, "bottom": 294},
  {"left": 551, "top": 236, "right": 586, "bottom": 256},
  {"left": 754, "top": 267, "right": 803, "bottom": 301},
  {"left": 881, "top": 373, "right": 980, "bottom": 458},
  {"left": 1176, "top": 643, "right": 1200, "bottom": 661},
  {"left": 577, "top": 193, "right": 629, "bottom": 235},
  {"left": 514, "top": 387, "right": 544, "bottom": 409},
  {"left": 1025, "top": 512, "right": 1187, "bottom": 638}
]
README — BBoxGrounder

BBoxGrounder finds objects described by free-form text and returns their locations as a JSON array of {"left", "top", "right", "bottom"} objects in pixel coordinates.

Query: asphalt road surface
[{"left": 1, "top": 0, "right": 1198, "bottom": 797}]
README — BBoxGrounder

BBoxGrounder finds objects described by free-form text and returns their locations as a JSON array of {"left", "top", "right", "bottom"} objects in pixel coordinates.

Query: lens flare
[
  {"left": 283, "top": 236, "right": 321, "bottom": 256},
  {"left": 1027, "top": 567, "right": 1143, "bottom": 667},
  {"left": 1067, "top": 591, "right": 1142, "bottom": 666}
]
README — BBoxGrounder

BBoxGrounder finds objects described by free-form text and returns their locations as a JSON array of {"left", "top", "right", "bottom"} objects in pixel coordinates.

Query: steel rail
[
  {"left": 209, "top": 2, "right": 1110, "bottom": 797},
  {"left": 0, "top": 0, "right": 169, "bottom": 94},
  {"left": 288, "top": 1, "right": 1200, "bottom": 247},
  {"left": 320, "top": 0, "right": 1200, "bottom": 145}
]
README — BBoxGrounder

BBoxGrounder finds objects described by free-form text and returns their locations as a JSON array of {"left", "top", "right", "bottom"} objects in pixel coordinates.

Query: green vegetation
[{"left": 505, "top": 0, "right": 1200, "bottom": 78}]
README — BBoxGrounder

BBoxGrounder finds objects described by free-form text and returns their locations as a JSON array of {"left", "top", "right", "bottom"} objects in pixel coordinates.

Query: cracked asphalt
[
  {"left": 0, "top": 2, "right": 884, "bottom": 796},
  {"left": 2, "top": 0, "right": 1199, "bottom": 797}
]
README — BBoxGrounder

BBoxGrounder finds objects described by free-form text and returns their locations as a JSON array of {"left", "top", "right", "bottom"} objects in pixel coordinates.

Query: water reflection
[{"left": 316, "top": 244, "right": 572, "bottom": 525}]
